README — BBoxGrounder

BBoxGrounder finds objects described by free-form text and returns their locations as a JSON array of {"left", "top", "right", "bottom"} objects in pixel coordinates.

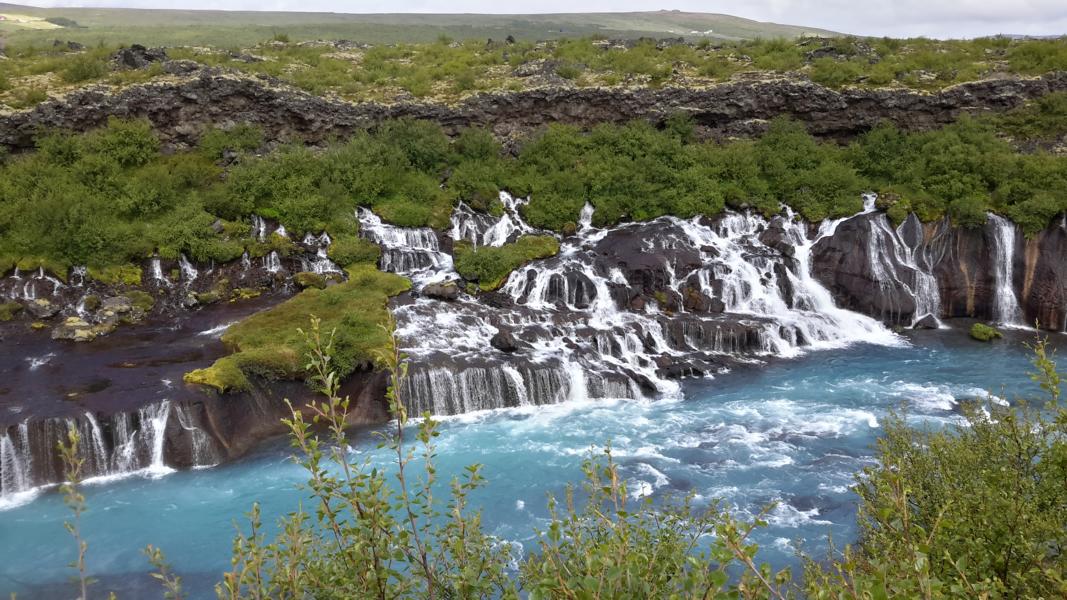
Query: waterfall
[
  {"left": 175, "top": 406, "right": 216, "bottom": 467},
  {"left": 358, "top": 207, "right": 455, "bottom": 285},
  {"left": 264, "top": 251, "right": 283, "bottom": 274},
  {"left": 0, "top": 426, "right": 31, "bottom": 498},
  {"left": 865, "top": 214, "right": 943, "bottom": 327},
  {"left": 450, "top": 192, "right": 537, "bottom": 248},
  {"left": 240, "top": 252, "right": 252, "bottom": 272},
  {"left": 251, "top": 215, "right": 268, "bottom": 241},
  {"left": 150, "top": 257, "right": 171, "bottom": 286},
  {"left": 989, "top": 214, "right": 1024, "bottom": 327},
  {"left": 70, "top": 266, "right": 87, "bottom": 287},
  {"left": 179, "top": 254, "right": 199, "bottom": 282},
  {"left": 386, "top": 199, "right": 902, "bottom": 418},
  {"left": 274, "top": 225, "right": 288, "bottom": 239},
  {"left": 144, "top": 401, "right": 174, "bottom": 476}
]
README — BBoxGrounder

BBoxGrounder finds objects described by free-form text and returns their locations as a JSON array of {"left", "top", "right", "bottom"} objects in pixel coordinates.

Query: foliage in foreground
[{"left": 57, "top": 329, "right": 1067, "bottom": 598}]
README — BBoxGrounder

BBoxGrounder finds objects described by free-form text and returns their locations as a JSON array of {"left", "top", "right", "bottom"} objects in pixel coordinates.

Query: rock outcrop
[{"left": 2, "top": 67, "right": 1065, "bottom": 152}]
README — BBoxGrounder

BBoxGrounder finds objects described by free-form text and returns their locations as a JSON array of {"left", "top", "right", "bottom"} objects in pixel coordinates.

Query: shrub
[
  {"left": 454, "top": 235, "right": 560, "bottom": 291},
  {"left": 60, "top": 56, "right": 108, "bottom": 83},
  {"left": 970, "top": 322, "right": 1003, "bottom": 341}
]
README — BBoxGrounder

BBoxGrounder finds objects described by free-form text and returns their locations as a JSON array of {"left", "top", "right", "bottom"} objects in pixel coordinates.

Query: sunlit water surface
[{"left": 0, "top": 330, "right": 1053, "bottom": 598}]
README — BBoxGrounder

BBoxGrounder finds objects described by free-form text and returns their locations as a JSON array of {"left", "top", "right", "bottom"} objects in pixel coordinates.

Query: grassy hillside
[{"left": 0, "top": 5, "right": 838, "bottom": 47}]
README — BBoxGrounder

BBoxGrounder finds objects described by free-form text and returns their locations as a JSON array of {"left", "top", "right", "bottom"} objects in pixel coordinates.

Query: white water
[
  {"left": 178, "top": 254, "right": 199, "bottom": 283},
  {"left": 150, "top": 257, "right": 171, "bottom": 286},
  {"left": 358, "top": 208, "right": 456, "bottom": 286},
  {"left": 989, "top": 213, "right": 1025, "bottom": 327},
  {"left": 375, "top": 200, "right": 904, "bottom": 416},
  {"left": 264, "top": 251, "right": 283, "bottom": 274},
  {"left": 866, "top": 214, "right": 943, "bottom": 327},
  {"left": 451, "top": 192, "right": 538, "bottom": 248}
]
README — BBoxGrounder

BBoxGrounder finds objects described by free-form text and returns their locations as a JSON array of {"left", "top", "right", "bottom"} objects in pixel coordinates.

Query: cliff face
[
  {"left": 812, "top": 213, "right": 1067, "bottom": 330},
  {"left": 2, "top": 68, "right": 1065, "bottom": 151}
]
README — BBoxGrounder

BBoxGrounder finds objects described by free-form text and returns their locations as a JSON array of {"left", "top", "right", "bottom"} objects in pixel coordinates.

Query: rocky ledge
[{"left": 2, "top": 66, "right": 1066, "bottom": 151}]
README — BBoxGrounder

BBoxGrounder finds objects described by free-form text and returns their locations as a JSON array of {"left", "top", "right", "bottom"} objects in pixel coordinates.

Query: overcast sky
[{"left": 15, "top": 1, "right": 1067, "bottom": 39}]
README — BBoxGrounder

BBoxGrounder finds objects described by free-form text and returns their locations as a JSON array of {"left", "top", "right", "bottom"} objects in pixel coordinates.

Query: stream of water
[{"left": 0, "top": 329, "right": 1052, "bottom": 599}]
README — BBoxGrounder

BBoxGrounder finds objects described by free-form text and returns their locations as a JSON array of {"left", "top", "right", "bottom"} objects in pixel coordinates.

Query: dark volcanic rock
[
  {"left": 112, "top": 44, "right": 168, "bottom": 70},
  {"left": 490, "top": 329, "right": 520, "bottom": 352},
  {"left": 3, "top": 70, "right": 1066, "bottom": 152},
  {"left": 913, "top": 314, "right": 940, "bottom": 329}
]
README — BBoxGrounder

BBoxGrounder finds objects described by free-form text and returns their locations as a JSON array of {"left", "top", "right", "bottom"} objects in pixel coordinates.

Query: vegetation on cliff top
[
  {"left": 2, "top": 105, "right": 1066, "bottom": 281},
  {"left": 183, "top": 265, "right": 410, "bottom": 392},
  {"left": 2, "top": 35, "right": 1066, "bottom": 109}
]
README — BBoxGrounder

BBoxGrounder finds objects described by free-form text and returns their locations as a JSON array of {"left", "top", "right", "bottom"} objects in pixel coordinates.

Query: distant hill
[{"left": 0, "top": 4, "right": 842, "bottom": 47}]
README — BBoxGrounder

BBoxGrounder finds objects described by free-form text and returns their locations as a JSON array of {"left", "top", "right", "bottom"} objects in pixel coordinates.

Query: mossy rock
[
  {"left": 126, "top": 290, "right": 156, "bottom": 312},
  {"left": 0, "top": 302, "right": 23, "bottom": 321},
  {"left": 186, "top": 265, "right": 410, "bottom": 394},
  {"left": 970, "top": 323, "right": 1003, "bottom": 342},
  {"left": 87, "top": 264, "right": 143, "bottom": 286},
  {"left": 16, "top": 257, "right": 70, "bottom": 282},
  {"left": 294, "top": 271, "right": 327, "bottom": 289},
  {"left": 194, "top": 291, "right": 223, "bottom": 305},
  {"left": 231, "top": 287, "right": 263, "bottom": 301},
  {"left": 83, "top": 295, "right": 101, "bottom": 311}
]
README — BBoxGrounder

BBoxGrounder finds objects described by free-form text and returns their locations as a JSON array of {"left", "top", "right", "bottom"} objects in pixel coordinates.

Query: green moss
[
  {"left": 16, "top": 257, "right": 70, "bottom": 282},
  {"left": 82, "top": 295, "right": 101, "bottom": 312},
  {"left": 970, "top": 323, "right": 1003, "bottom": 342},
  {"left": 327, "top": 234, "right": 381, "bottom": 268},
  {"left": 231, "top": 287, "right": 263, "bottom": 301},
  {"left": 194, "top": 291, "right": 223, "bottom": 305},
  {"left": 126, "top": 290, "right": 156, "bottom": 312},
  {"left": 186, "top": 265, "right": 410, "bottom": 392},
  {"left": 453, "top": 235, "right": 560, "bottom": 291},
  {"left": 87, "top": 264, "right": 144, "bottom": 286},
  {"left": 294, "top": 271, "right": 328, "bottom": 289},
  {"left": 0, "top": 302, "right": 24, "bottom": 321}
]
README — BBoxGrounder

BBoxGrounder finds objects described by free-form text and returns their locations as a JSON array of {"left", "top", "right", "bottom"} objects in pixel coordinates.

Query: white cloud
[{"left": 14, "top": 0, "right": 1067, "bottom": 38}]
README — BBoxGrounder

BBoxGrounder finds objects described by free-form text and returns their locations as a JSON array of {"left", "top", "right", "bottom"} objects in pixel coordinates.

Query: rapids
[{"left": 0, "top": 330, "right": 1052, "bottom": 598}]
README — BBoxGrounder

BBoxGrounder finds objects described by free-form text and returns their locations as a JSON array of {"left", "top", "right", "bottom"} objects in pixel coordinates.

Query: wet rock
[
  {"left": 681, "top": 286, "right": 712, "bottom": 312},
  {"left": 422, "top": 281, "right": 461, "bottom": 301},
  {"left": 708, "top": 297, "right": 726, "bottom": 313},
  {"left": 25, "top": 299, "right": 61, "bottom": 319},
  {"left": 913, "top": 314, "right": 940, "bottom": 329},
  {"left": 112, "top": 44, "right": 168, "bottom": 69},
  {"left": 490, "top": 329, "right": 520, "bottom": 352},
  {"left": 51, "top": 317, "right": 115, "bottom": 342}
]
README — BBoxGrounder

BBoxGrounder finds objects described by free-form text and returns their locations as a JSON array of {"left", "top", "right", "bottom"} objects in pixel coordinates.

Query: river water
[{"left": 0, "top": 328, "right": 1052, "bottom": 598}]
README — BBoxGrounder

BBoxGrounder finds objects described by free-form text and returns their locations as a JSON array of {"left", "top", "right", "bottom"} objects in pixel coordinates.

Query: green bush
[
  {"left": 326, "top": 234, "right": 381, "bottom": 268},
  {"left": 970, "top": 322, "right": 1003, "bottom": 341},
  {"left": 454, "top": 235, "right": 560, "bottom": 290},
  {"left": 60, "top": 55, "right": 108, "bottom": 84}
]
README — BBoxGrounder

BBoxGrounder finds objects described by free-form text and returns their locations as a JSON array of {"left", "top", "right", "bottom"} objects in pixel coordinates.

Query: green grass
[
  {"left": 454, "top": 235, "right": 561, "bottom": 291},
  {"left": 184, "top": 265, "right": 410, "bottom": 392}
]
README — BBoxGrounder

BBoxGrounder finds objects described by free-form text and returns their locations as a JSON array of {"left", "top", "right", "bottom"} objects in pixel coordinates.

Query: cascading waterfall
[
  {"left": 264, "top": 251, "right": 283, "bottom": 274},
  {"left": 377, "top": 199, "right": 902, "bottom": 418},
  {"left": 0, "top": 400, "right": 218, "bottom": 504},
  {"left": 0, "top": 426, "right": 31, "bottom": 499},
  {"left": 150, "top": 257, "right": 171, "bottom": 286},
  {"left": 451, "top": 192, "right": 537, "bottom": 248},
  {"left": 358, "top": 208, "right": 455, "bottom": 285},
  {"left": 179, "top": 254, "right": 199, "bottom": 282},
  {"left": 866, "top": 214, "right": 943, "bottom": 327},
  {"left": 989, "top": 213, "right": 1024, "bottom": 327}
]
